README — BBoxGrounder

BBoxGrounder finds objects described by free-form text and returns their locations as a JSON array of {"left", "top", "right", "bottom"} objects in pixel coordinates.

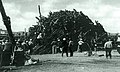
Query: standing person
[
  {"left": 22, "top": 40, "right": 30, "bottom": 55},
  {"left": 93, "top": 39, "right": 97, "bottom": 55},
  {"left": 0, "top": 42, "right": 3, "bottom": 67},
  {"left": 51, "top": 39, "right": 57, "bottom": 54},
  {"left": 28, "top": 39, "right": 34, "bottom": 54},
  {"left": 94, "top": 43, "right": 97, "bottom": 55},
  {"left": 57, "top": 38, "right": 61, "bottom": 53},
  {"left": 68, "top": 38, "right": 73, "bottom": 57},
  {"left": 104, "top": 39, "right": 113, "bottom": 59},
  {"left": 14, "top": 41, "right": 25, "bottom": 66},
  {"left": 62, "top": 38, "right": 68, "bottom": 57},
  {"left": 37, "top": 32, "right": 43, "bottom": 46},
  {"left": 1, "top": 39, "right": 12, "bottom": 66},
  {"left": 0, "top": 42, "right": 3, "bottom": 54},
  {"left": 77, "top": 38, "right": 84, "bottom": 52},
  {"left": 86, "top": 42, "right": 92, "bottom": 56}
]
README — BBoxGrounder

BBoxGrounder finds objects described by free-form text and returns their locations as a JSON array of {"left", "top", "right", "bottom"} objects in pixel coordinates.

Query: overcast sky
[{"left": 0, "top": 0, "right": 120, "bottom": 33}]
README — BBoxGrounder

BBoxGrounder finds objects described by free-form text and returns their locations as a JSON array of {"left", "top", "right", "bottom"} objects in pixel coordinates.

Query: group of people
[
  {"left": 51, "top": 37, "right": 114, "bottom": 59},
  {"left": 61, "top": 38, "right": 73, "bottom": 57},
  {"left": 0, "top": 36, "right": 115, "bottom": 67},
  {"left": 77, "top": 38, "right": 113, "bottom": 59},
  {"left": 51, "top": 37, "right": 73, "bottom": 57},
  {"left": 77, "top": 38, "right": 93, "bottom": 56},
  {"left": 0, "top": 39, "right": 38, "bottom": 67}
]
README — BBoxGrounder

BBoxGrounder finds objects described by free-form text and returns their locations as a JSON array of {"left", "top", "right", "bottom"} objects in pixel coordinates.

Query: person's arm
[
  {"left": 104, "top": 43, "right": 106, "bottom": 48},
  {"left": 14, "top": 46, "right": 17, "bottom": 51},
  {"left": 82, "top": 41, "right": 84, "bottom": 44}
]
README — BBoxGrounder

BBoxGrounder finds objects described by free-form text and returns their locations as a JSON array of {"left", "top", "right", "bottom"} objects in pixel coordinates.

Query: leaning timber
[{"left": 0, "top": 0, "right": 15, "bottom": 66}]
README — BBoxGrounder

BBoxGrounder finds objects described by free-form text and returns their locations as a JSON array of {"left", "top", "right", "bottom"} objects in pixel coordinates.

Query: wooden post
[
  {"left": 0, "top": 0, "right": 15, "bottom": 66},
  {"left": 38, "top": 5, "right": 41, "bottom": 19},
  {"left": 0, "top": 0, "right": 15, "bottom": 45}
]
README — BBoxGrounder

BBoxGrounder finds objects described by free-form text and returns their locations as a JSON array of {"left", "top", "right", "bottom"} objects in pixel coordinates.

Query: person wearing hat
[{"left": 61, "top": 38, "right": 68, "bottom": 57}]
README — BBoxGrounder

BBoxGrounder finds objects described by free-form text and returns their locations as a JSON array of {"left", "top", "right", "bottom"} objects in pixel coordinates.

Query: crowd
[
  {"left": 51, "top": 37, "right": 114, "bottom": 59},
  {"left": 0, "top": 39, "right": 39, "bottom": 67},
  {"left": 51, "top": 37, "right": 73, "bottom": 57},
  {"left": 0, "top": 36, "right": 115, "bottom": 67}
]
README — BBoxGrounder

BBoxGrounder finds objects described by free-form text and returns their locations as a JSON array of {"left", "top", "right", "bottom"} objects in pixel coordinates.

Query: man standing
[
  {"left": 77, "top": 38, "right": 84, "bottom": 52},
  {"left": 104, "top": 39, "right": 113, "bottom": 59},
  {"left": 62, "top": 38, "right": 68, "bottom": 57},
  {"left": 0, "top": 42, "right": 2, "bottom": 67},
  {"left": 68, "top": 38, "right": 73, "bottom": 57},
  {"left": 51, "top": 39, "right": 57, "bottom": 54},
  {"left": 28, "top": 39, "right": 34, "bottom": 54}
]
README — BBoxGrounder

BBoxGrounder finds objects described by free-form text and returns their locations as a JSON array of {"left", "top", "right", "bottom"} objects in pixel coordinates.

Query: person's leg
[
  {"left": 52, "top": 45, "right": 55, "bottom": 54},
  {"left": 69, "top": 47, "right": 73, "bottom": 57},
  {"left": 55, "top": 46, "right": 57, "bottom": 54},
  {"left": 66, "top": 51, "right": 68, "bottom": 57},
  {"left": 65, "top": 49, "right": 68, "bottom": 57},
  {"left": 109, "top": 49, "right": 112, "bottom": 59},
  {"left": 88, "top": 50, "right": 92, "bottom": 56},
  {"left": 0, "top": 53, "right": 2, "bottom": 67},
  {"left": 106, "top": 49, "right": 108, "bottom": 59},
  {"left": 80, "top": 45, "right": 82, "bottom": 52},
  {"left": 77, "top": 45, "right": 80, "bottom": 52},
  {"left": 70, "top": 50, "right": 73, "bottom": 57},
  {"left": 71, "top": 46, "right": 73, "bottom": 56},
  {"left": 71, "top": 51, "right": 73, "bottom": 57},
  {"left": 62, "top": 48, "right": 64, "bottom": 57}
]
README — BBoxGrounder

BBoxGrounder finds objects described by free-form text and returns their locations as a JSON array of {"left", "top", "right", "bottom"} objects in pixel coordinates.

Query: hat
[
  {"left": 80, "top": 38, "right": 82, "bottom": 40},
  {"left": 63, "top": 38, "right": 66, "bottom": 41}
]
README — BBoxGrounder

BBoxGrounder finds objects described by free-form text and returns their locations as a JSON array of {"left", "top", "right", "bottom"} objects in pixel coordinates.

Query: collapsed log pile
[{"left": 28, "top": 9, "right": 107, "bottom": 54}]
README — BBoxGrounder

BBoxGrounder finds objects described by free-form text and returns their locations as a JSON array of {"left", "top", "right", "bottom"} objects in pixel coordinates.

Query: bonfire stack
[{"left": 28, "top": 9, "right": 106, "bottom": 54}]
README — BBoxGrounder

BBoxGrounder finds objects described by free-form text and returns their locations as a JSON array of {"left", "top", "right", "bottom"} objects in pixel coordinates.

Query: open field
[{"left": 1, "top": 50, "right": 120, "bottom": 72}]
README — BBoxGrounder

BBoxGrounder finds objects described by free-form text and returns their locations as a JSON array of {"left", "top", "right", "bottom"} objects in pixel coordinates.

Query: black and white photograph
[{"left": 0, "top": 0, "right": 120, "bottom": 72}]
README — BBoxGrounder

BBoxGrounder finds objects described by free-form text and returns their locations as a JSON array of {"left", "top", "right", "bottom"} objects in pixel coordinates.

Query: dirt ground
[{"left": 1, "top": 50, "right": 120, "bottom": 72}]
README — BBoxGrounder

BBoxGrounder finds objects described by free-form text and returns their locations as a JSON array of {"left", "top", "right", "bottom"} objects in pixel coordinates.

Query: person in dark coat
[
  {"left": 1, "top": 40, "right": 12, "bottom": 66},
  {"left": 14, "top": 41, "right": 25, "bottom": 66},
  {"left": 57, "top": 38, "right": 62, "bottom": 53},
  {"left": 0, "top": 42, "right": 3, "bottom": 67},
  {"left": 51, "top": 39, "right": 57, "bottom": 54},
  {"left": 14, "top": 40, "right": 39, "bottom": 66},
  {"left": 68, "top": 38, "right": 73, "bottom": 57},
  {"left": 61, "top": 38, "right": 68, "bottom": 57}
]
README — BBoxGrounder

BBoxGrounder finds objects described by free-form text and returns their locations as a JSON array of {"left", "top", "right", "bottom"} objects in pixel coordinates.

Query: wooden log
[
  {"left": 0, "top": 0, "right": 16, "bottom": 66},
  {"left": 0, "top": 0, "right": 15, "bottom": 45}
]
